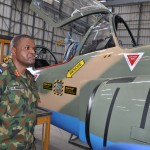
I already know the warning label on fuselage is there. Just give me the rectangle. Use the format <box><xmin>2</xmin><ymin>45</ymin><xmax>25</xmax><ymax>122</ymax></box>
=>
<box><xmin>43</xmin><ymin>82</ymin><xmax>53</xmax><ymax>90</ymax></box>
<box><xmin>64</xmin><ymin>86</ymin><xmax>77</xmax><ymax>95</ymax></box>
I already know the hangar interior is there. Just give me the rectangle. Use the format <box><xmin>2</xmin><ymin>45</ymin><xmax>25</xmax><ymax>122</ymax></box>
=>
<box><xmin>0</xmin><ymin>0</ymin><xmax>150</xmax><ymax>150</ymax></box>
<box><xmin>1</xmin><ymin>0</ymin><xmax>150</xmax><ymax>62</ymax></box>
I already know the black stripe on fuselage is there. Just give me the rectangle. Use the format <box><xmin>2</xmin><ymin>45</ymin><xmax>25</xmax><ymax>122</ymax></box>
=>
<box><xmin>85</xmin><ymin>83</ymin><xmax>101</xmax><ymax>149</ymax></box>
<box><xmin>103</xmin><ymin>88</ymin><xmax>120</xmax><ymax>147</ymax></box>
<box><xmin>140</xmin><ymin>88</ymin><xmax>150</xmax><ymax>129</ymax></box>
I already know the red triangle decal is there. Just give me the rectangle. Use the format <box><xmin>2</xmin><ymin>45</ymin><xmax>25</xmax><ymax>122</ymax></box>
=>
<box><xmin>127</xmin><ymin>55</ymin><xmax>139</xmax><ymax>66</ymax></box>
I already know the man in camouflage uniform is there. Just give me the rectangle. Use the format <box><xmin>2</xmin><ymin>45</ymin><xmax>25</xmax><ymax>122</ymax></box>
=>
<box><xmin>0</xmin><ymin>35</ymin><xmax>40</xmax><ymax>149</ymax></box>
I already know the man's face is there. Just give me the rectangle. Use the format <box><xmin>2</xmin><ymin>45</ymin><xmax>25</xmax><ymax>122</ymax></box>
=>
<box><xmin>13</xmin><ymin>38</ymin><xmax>36</xmax><ymax>67</ymax></box>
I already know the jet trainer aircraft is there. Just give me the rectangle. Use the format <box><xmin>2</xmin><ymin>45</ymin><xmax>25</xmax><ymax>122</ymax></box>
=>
<box><xmin>30</xmin><ymin>0</ymin><xmax>150</xmax><ymax>149</ymax></box>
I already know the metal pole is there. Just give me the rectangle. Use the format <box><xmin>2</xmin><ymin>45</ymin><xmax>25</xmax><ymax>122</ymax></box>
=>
<box><xmin>137</xmin><ymin>4</ymin><xmax>143</xmax><ymax>46</ymax></box>
<box><xmin>32</xmin><ymin>12</ymin><xmax>36</xmax><ymax>37</ymax></box>
<box><xmin>42</xmin><ymin>21</ymin><xmax>46</xmax><ymax>46</ymax></box>
<box><xmin>8</xmin><ymin>0</ymin><xmax>13</xmax><ymax>35</ymax></box>
<box><xmin>19</xmin><ymin>0</ymin><xmax>24</xmax><ymax>34</ymax></box>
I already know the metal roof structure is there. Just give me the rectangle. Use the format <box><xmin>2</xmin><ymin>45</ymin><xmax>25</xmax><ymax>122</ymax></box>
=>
<box><xmin>100</xmin><ymin>0</ymin><xmax>150</xmax><ymax>6</ymax></box>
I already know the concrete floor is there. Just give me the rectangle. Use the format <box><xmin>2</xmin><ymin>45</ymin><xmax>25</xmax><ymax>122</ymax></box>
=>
<box><xmin>35</xmin><ymin>125</ymin><xmax>89</xmax><ymax>150</ymax></box>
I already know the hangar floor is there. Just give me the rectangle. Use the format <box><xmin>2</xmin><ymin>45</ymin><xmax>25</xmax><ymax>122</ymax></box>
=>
<box><xmin>35</xmin><ymin>124</ymin><xmax>88</xmax><ymax>150</ymax></box>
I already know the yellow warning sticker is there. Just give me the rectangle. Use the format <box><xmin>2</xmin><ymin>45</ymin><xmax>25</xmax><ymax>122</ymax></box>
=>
<box><xmin>53</xmin><ymin>80</ymin><xmax>64</xmax><ymax>96</ymax></box>
<box><xmin>66</xmin><ymin>59</ymin><xmax>85</xmax><ymax>78</ymax></box>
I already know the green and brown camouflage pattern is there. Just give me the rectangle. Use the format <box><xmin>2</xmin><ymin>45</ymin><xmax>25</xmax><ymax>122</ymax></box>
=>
<box><xmin>0</xmin><ymin>59</ymin><xmax>40</xmax><ymax>150</ymax></box>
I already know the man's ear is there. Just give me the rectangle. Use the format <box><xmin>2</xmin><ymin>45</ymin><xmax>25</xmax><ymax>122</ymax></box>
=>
<box><xmin>11</xmin><ymin>47</ymin><xmax>16</xmax><ymax>56</ymax></box>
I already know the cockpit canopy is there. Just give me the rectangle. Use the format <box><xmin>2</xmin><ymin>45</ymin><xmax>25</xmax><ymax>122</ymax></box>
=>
<box><xmin>30</xmin><ymin>0</ymin><xmax>111</xmax><ymax>27</ymax></box>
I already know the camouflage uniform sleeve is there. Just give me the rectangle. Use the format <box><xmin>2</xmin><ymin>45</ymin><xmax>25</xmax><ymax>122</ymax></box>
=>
<box><xmin>0</xmin><ymin>77</ymin><xmax>4</xmax><ymax>102</ymax></box>
<box><xmin>0</xmin><ymin>66</ymin><xmax>7</xmax><ymax>125</ymax></box>
<box><xmin>33</xmin><ymin>80</ymin><xmax>41</xmax><ymax>106</ymax></box>
<box><xmin>26</xmin><ymin>69</ymin><xmax>41</xmax><ymax>105</ymax></box>
<box><xmin>0</xmin><ymin>63</ymin><xmax>7</xmax><ymax>102</ymax></box>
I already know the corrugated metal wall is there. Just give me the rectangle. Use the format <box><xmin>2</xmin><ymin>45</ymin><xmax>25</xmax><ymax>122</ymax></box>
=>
<box><xmin>112</xmin><ymin>2</ymin><xmax>150</xmax><ymax>47</ymax></box>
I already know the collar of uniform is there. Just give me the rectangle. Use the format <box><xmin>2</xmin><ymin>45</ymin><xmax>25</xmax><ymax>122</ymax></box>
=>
<box><xmin>7</xmin><ymin>59</ymin><xmax>20</xmax><ymax>76</ymax></box>
<box><xmin>7</xmin><ymin>59</ymin><xmax>31</xmax><ymax>79</ymax></box>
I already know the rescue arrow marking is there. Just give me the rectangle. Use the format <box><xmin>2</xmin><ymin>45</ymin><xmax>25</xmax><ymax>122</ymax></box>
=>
<box><xmin>124</xmin><ymin>53</ymin><xmax>144</xmax><ymax>71</ymax></box>
<box><xmin>67</xmin><ymin>59</ymin><xmax>85</xmax><ymax>78</ymax></box>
